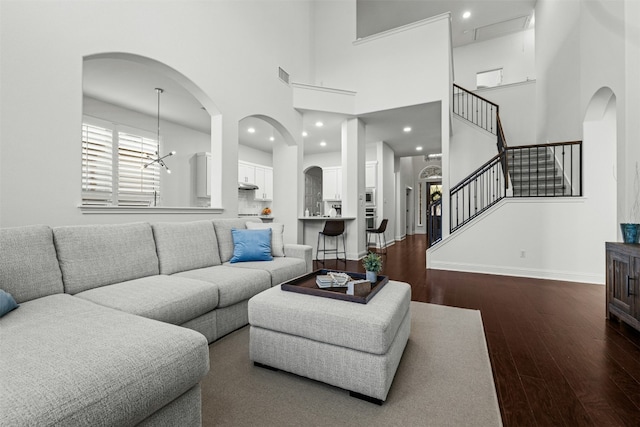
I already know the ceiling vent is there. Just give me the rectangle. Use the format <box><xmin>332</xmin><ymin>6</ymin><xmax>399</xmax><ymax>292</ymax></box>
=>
<box><xmin>474</xmin><ymin>15</ymin><xmax>531</xmax><ymax>42</ymax></box>
<box><xmin>278</xmin><ymin>67</ymin><xmax>290</xmax><ymax>85</ymax></box>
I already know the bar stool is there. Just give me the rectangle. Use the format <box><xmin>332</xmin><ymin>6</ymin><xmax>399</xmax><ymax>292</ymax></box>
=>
<box><xmin>316</xmin><ymin>220</ymin><xmax>346</xmax><ymax>264</ymax></box>
<box><xmin>366</xmin><ymin>219</ymin><xmax>388</xmax><ymax>255</ymax></box>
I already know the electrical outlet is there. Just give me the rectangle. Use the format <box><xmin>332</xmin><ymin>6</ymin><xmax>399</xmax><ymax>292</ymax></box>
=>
<box><xmin>520</xmin><ymin>250</ymin><xmax>526</xmax><ymax>258</ymax></box>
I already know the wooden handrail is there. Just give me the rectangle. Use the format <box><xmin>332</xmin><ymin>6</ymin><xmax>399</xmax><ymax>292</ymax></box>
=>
<box><xmin>450</xmin><ymin>152</ymin><xmax>503</xmax><ymax>193</ymax></box>
<box><xmin>453</xmin><ymin>83</ymin><xmax>500</xmax><ymax>110</ymax></box>
<box><xmin>508</xmin><ymin>140</ymin><xmax>582</xmax><ymax>150</ymax></box>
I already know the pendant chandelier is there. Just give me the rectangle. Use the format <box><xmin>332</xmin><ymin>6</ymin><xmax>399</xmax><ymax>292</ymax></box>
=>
<box><xmin>143</xmin><ymin>87</ymin><xmax>176</xmax><ymax>173</ymax></box>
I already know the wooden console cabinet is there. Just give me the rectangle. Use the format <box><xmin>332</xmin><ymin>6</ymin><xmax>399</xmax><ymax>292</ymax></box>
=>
<box><xmin>606</xmin><ymin>242</ymin><xmax>640</xmax><ymax>331</ymax></box>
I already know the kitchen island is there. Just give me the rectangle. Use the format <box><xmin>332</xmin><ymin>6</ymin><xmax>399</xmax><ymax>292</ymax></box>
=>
<box><xmin>299</xmin><ymin>216</ymin><xmax>356</xmax><ymax>259</ymax></box>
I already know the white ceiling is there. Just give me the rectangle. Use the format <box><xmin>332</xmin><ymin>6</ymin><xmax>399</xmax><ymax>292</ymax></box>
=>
<box><xmin>83</xmin><ymin>0</ymin><xmax>534</xmax><ymax>158</ymax></box>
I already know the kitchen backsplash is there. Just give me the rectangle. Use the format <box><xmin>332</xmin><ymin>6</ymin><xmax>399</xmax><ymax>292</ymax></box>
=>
<box><xmin>238</xmin><ymin>190</ymin><xmax>270</xmax><ymax>215</ymax></box>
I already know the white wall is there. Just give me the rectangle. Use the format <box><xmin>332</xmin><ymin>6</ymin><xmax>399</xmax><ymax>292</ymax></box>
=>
<box><xmin>312</xmin><ymin>2</ymin><xmax>451</xmax><ymax>114</ymax></box>
<box><xmin>303</xmin><ymin>151</ymin><xmax>341</xmax><ymax>170</ymax></box>
<box><xmin>454</xmin><ymin>29</ymin><xmax>536</xmax><ymax>90</ymax></box>
<box><xmin>0</xmin><ymin>0</ymin><xmax>312</xmax><ymax>227</ymax></box>
<box><xmin>238</xmin><ymin>145</ymin><xmax>273</xmax><ymax>167</ymax></box>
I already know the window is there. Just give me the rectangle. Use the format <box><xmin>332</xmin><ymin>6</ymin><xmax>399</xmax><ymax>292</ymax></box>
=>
<box><xmin>82</xmin><ymin>123</ymin><xmax>113</xmax><ymax>205</ymax></box>
<box><xmin>81</xmin><ymin>119</ymin><xmax>160</xmax><ymax>206</ymax></box>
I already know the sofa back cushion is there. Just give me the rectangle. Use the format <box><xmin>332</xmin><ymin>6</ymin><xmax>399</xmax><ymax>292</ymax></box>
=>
<box><xmin>0</xmin><ymin>225</ymin><xmax>64</xmax><ymax>303</ymax></box>
<box><xmin>212</xmin><ymin>218</ymin><xmax>261</xmax><ymax>263</ymax></box>
<box><xmin>53</xmin><ymin>222</ymin><xmax>159</xmax><ymax>294</ymax></box>
<box><xmin>152</xmin><ymin>221</ymin><xmax>222</xmax><ymax>275</ymax></box>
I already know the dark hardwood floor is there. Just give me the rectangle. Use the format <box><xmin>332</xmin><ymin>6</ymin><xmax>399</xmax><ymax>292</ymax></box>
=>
<box><xmin>314</xmin><ymin>235</ymin><xmax>640</xmax><ymax>427</ymax></box>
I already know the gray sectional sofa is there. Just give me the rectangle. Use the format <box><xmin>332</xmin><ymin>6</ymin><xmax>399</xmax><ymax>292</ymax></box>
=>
<box><xmin>0</xmin><ymin>218</ymin><xmax>312</xmax><ymax>426</ymax></box>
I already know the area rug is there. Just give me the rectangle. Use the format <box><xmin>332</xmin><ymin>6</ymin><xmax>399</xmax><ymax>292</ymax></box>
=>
<box><xmin>200</xmin><ymin>301</ymin><xmax>502</xmax><ymax>426</ymax></box>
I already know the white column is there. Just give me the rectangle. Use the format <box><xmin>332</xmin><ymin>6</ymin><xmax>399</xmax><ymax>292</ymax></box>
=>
<box><xmin>341</xmin><ymin>118</ymin><xmax>366</xmax><ymax>259</ymax></box>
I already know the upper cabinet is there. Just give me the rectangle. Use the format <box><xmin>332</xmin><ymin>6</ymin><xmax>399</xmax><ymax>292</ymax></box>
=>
<box><xmin>254</xmin><ymin>165</ymin><xmax>273</xmax><ymax>201</ymax></box>
<box><xmin>238</xmin><ymin>161</ymin><xmax>256</xmax><ymax>184</ymax></box>
<box><xmin>322</xmin><ymin>166</ymin><xmax>342</xmax><ymax>201</ymax></box>
<box><xmin>238</xmin><ymin>160</ymin><xmax>273</xmax><ymax>201</ymax></box>
<box><xmin>366</xmin><ymin>161</ymin><xmax>377</xmax><ymax>188</ymax></box>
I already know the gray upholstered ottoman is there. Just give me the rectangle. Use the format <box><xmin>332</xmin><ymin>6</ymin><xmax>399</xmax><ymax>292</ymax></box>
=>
<box><xmin>248</xmin><ymin>280</ymin><xmax>411</xmax><ymax>403</ymax></box>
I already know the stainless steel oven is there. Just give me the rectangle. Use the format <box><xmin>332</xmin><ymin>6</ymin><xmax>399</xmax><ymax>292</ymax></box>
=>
<box><xmin>365</xmin><ymin>206</ymin><xmax>376</xmax><ymax>229</ymax></box>
<box><xmin>365</xmin><ymin>188</ymin><xmax>375</xmax><ymax>206</ymax></box>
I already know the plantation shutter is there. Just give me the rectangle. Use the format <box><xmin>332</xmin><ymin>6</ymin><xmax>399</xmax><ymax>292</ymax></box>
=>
<box><xmin>81</xmin><ymin>123</ymin><xmax>113</xmax><ymax>205</ymax></box>
<box><xmin>117</xmin><ymin>132</ymin><xmax>160</xmax><ymax>206</ymax></box>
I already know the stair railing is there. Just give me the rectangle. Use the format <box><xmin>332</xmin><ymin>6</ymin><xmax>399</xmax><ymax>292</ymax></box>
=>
<box><xmin>453</xmin><ymin>83</ymin><xmax>499</xmax><ymax>135</ymax></box>
<box><xmin>449</xmin><ymin>152</ymin><xmax>508</xmax><ymax>233</ymax></box>
<box><xmin>508</xmin><ymin>141</ymin><xmax>582</xmax><ymax>197</ymax></box>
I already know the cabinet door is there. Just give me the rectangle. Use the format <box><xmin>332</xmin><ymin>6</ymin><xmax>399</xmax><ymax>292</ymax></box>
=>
<box><xmin>366</xmin><ymin>162</ymin><xmax>377</xmax><ymax>188</ymax></box>
<box><xmin>263</xmin><ymin>167</ymin><xmax>273</xmax><ymax>201</ymax></box>
<box><xmin>607</xmin><ymin>250</ymin><xmax>634</xmax><ymax>317</ymax></box>
<box><xmin>633</xmin><ymin>256</ymin><xmax>640</xmax><ymax>321</ymax></box>
<box><xmin>322</xmin><ymin>168</ymin><xmax>339</xmax><ymax>201</ymax></box>
<box><xmin>238</xmin><ymin>162</ymin><xmax>255</xmax><ymax>184</ymax></box>
<box><xmin>336</xmin><ymin>168</ymin><xmax>342</xmax><ymax>200</ymax></box>
<box><xmin>254</xmin><ymin>166</ymin><xmax>273</xmax><ymax>201</ymax></box>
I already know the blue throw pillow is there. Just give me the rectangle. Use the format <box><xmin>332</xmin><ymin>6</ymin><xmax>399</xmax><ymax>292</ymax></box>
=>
<box><xmin>230</xmin><ymin>228</ymin><xmax>273</xmax><ymax>263</ymax></box>
<box><xmin>0</xmin><ymin>289</ymin><xmax>19</xmax><ymax>317</ymax></box>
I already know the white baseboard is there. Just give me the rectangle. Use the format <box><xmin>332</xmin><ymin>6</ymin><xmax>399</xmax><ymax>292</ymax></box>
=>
<box><xmin>427</xmin><ymin>260</ymin><xmax>605</xmax><ymax>285</ymax></box>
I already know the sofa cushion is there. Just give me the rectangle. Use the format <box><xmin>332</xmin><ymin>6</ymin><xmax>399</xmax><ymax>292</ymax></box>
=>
<box><xmin>0</xmin><ymin>290</ymin><xmax>19</xmax><ymax>317</ymax></box>
<box><xmin>212</xmin><ymin>218</ymin><xmax>261</xmax><ymax>263</ymax></box>
<box><xmin>75</xmin><ymin>275</ymin><xmax>219</xmax><ymax>325</ymax></box>
<box><xmin>225</xmin><ymin>257</ymin><xmax>307</xmax><ymax>287</ymax></box>
<box><xmin>230</xmin><ymin>228</ymin><xmax>273</xmax><ymax>263</ymax></box>
<box><xmin>152</xmin><ymin>221</ymin><xmax>222</xmax><ymax>274</ymax></box>
<box><xmin>174</xmin><ymin>265</ymin><xmax>271</xmax><ymax>308</ymax></box>
<box><xmin>53</xmin><ymin>222</ymin><xmax>159</xmax><ymax>294</ymax></box>
<box><xmin>0</xmin><ymin>225</ymin><xmax>64</xmax><ymax>303</ymax></box>
<box><xmin>246</xmin><ymin>221</ymin><xmax>285</xmax><ymax>257</ymax></box>
<box><xmin>0</xmin><ymin>294</ymin><xmax>209</xmax><ymax>426</ymax></box>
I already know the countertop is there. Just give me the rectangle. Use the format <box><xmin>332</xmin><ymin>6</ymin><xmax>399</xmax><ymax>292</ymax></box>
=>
<box><xmin>298</xmin><ymin>216</ymin><xmax>355</xmax><ymax>221</ymax></box>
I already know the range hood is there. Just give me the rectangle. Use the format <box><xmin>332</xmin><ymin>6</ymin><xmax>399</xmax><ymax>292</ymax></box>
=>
<box><xmin>238</xmin><ymin>182</ymin><xmax>259</xmax><ymax>190</ymax></box>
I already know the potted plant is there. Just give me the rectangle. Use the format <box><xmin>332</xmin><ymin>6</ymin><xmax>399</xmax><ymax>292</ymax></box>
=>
<box><xmin>362</xmin><ymin>252</ymin><xmax>382</xmax><ymax>283</ymax></box>
<box><xmin>621</xmin><ymin>162</ymin><xmax>640</xmax><ymax>244</ymax></box>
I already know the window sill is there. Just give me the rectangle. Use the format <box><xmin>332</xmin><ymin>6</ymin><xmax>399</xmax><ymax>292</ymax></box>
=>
<box><xmin>79</xmin><ymin>206</ymin><xmax>224</xmax><ymax>215</ymax></box>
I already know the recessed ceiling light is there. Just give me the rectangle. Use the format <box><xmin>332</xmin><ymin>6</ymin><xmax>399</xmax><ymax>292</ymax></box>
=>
<box><xmin>320</xmin><ymin>141</ymin><xmax>327</xmax><ymax>147</ymax></box>
<box><xmin>302</xmin><ymin>131</ymin><xmax>308</xmax><ymax>137</ymax></box>
<box><xmin>463</xmin><ymin>11</ymin><xmax>471</xmax><ymax>19</ymax></box>
<box><xmin>403</xmin><ymin>126</ymin><xmax>412</xmax><ymax>133</ymax></box>
<box><xmin>247</xmin><ymin>127</ymin><xmax>256</xmax><ymax>134</ymax></box>
<box><xmin>416</xmin><ymin>146</ymin><xmax>423</xmax><ymax>151</ymax></box>
<box><xmin>315</xmin><ymin>121</ymin><xmax>324</xmax><ymax>127</ymax></box>
<box><xmin>269</xmin><ymin>136</ymin><xmax>275</xmax><ymax>142</ymax></box>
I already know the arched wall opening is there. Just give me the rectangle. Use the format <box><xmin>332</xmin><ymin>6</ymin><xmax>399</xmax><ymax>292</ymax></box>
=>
<box><xmin>583</xmin><ymin>86</ymin><xmax>617</xmax><ymax>241</ymax></box>
<box><xmin>82</xmin><ymin>52</ymin><xmax>223</xmax><ymax>208</ymax></box>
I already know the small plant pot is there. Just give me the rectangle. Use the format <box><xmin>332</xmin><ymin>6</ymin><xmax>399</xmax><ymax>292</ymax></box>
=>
<box><xmin>620</xmin><ymin>223</ymin><xmax>640</xmax><ymax>244</ymax></box>
<box><xmin>366</xmin><ymin>270</ymin><xmax>378</xmax><ymax>283</ymax></box>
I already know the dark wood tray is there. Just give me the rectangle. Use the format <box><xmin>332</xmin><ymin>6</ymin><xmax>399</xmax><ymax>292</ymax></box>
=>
<box><xmin>281</xmin><ymin>269</ymin><xmax>389</xmax><ymax>304</ymax></box>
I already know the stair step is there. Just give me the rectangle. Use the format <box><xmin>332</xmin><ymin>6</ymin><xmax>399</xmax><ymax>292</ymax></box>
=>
<box><xmin>513</xmin><ymin>189</ymin><xmax>571</xmax><ymax>197</ymax></box>
<box><xmin>511</xmin><ymin>176</ymin><xmax>563</xmax><ymax>184</ymax></box>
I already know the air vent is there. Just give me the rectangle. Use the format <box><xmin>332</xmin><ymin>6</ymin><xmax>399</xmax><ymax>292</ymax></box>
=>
<box><xmin>278</xmin><ymin>67</ymin><xmax>290</xmax><ymax>85</ymax></box>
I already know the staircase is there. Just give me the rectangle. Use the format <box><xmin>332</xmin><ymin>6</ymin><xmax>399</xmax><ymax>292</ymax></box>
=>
<box><xmin>427</xmin><ymin>84</ymin><xmax>583</xmax><ymax>246</ymax></box>
<box><xmin>508</xmin><ymin>146</ymin><xmax>566</xmax><ymax>196</ymax></box>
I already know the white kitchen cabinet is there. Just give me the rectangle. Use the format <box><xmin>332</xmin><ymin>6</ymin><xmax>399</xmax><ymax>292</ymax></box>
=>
<box><xmin>322</xmin><ymin>166</ymin><xmax>342</xmax><ymax>201</ymax></box>
<box><xmin>196</xmin><ymin>152</ymin><xmax>211</xmax><ymax>198</ymax></box>
<box><xmin>238</xmin><ymin>161</ymin><xmax>255</xmax><ymax>184</ymax></box>
<box><xmin>254</xmin><ymin>166</ymin><xmax>273</xmax><ymax>201</ymax></box>
<box><xmin>366</xmin><ymin>161</ymin><xmax>377</xmax><ymax>189</ymax></box>
<box><xmin>238</xmin><ymin>160</ymin><xmax>273</xmax><ymax>201</ymax></box>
